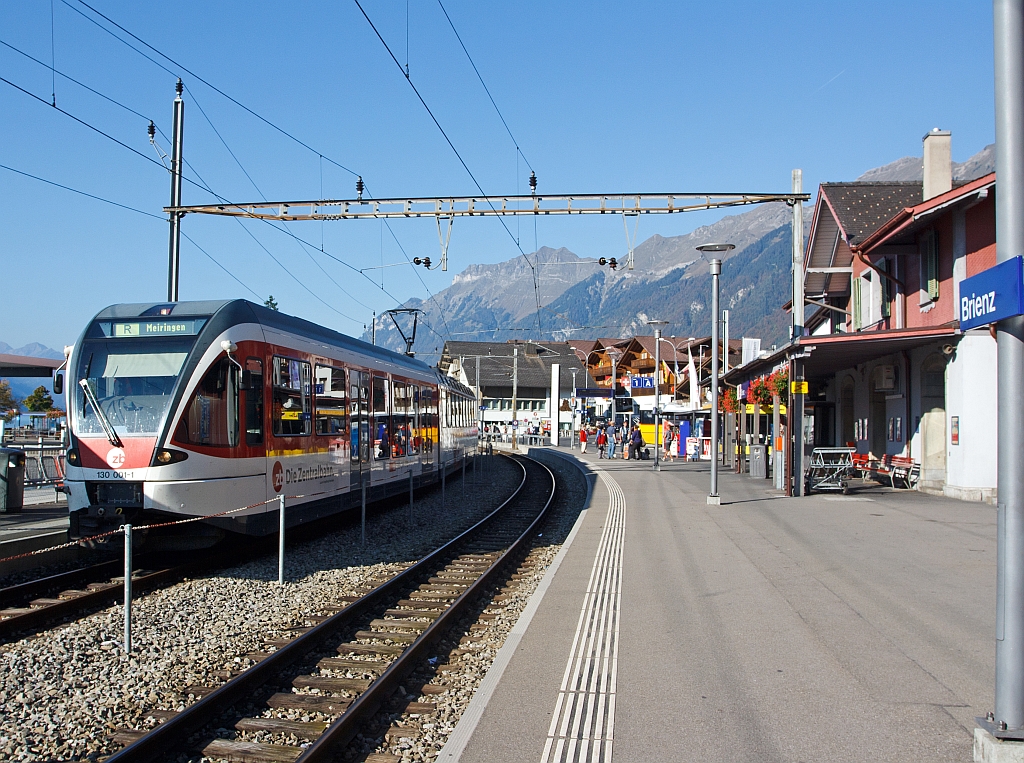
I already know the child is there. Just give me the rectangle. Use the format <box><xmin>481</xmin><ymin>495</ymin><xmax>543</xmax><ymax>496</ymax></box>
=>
<box><xmin>597</xmin><ymin>427</ymin><xmax>608</xmax><ymax>458</ymax></box>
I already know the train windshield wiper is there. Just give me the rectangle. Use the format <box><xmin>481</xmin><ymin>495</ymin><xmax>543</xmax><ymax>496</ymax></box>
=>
<box><xmin>78</xmin><ymin>378</ymin><xmax>124</xmax><ymax>448</ymax></box>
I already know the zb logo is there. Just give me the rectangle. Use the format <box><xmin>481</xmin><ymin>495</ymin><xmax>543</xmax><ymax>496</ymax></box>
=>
<box><xmin>272</xmin><ymin>461</ymin><xmax>284</xmax><ymax>493</ymax></box>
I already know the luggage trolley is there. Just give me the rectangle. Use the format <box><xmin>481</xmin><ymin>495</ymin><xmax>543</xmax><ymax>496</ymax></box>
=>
<box><xmin>805</xmin><ymin>447</ymin><xmax>855</xmax><ymax>494</ymax></box>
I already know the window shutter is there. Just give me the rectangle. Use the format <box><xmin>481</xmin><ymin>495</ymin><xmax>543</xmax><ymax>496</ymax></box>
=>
<box><xmin>852</xmin><ymin>276</ymin><xmax>862</xmax><ymax>330</ymax></box>
<box><xmin>927</xmin><ymin>231</ymin><xmax>940</xmax><ymax>300</ymax></box>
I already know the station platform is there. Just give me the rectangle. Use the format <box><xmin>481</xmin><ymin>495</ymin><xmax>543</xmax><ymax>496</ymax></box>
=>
<box><xmin>440</xmin><ymin>447</ymin><xmax>994</xmax><ymax>763</ymax></box>
<box><xmin>0</xmin><ymin>489</ymin><xmax>69</xmax><ymax>572</ymax></box>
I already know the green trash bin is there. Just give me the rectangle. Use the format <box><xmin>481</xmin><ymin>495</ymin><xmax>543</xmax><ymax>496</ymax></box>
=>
<box><xmin>0</xmin><ymin>448</ymin><xmax>26</xmax><ymax>514</ymax></box>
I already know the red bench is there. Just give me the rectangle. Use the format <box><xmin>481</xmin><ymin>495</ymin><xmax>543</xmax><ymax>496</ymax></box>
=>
<box><xmin>850</xmin><ymin>452</ymin><xmax>919</xmax><ymax>489</ymax></box>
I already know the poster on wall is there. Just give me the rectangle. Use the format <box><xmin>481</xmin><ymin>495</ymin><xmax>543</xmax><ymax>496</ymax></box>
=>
<box><xmin>951</xmin><ymin>416</ymin><xmax>959</xmax><ymax>445</ymax></box>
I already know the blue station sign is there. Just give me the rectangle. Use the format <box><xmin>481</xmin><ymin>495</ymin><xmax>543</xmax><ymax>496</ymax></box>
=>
<box><xmin>630</xmin><ymin>376</ymin><xmax>654</xmax><ymax>389</ymax></box>
<box><xmin>959</xmin><ymin>256</ymin><xmax>1024</xmax><ymax>330</ymax></box>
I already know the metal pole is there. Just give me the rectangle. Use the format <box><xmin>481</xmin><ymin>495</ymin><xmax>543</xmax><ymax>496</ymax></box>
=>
<box><xmin>723</xmin><ymin>310</ymin><xmax>730</xmax><ymax>376</ymax></box>
<box><xmin>709</xmin><ymin>259</ymin><xmax>721</xmax><ymax>504</ymax></box>
<box><xmin>462</xmin><ymin>454</ymin><xmax>466</xmax><ymax>498</ymax></box>
<box><xmin>995</xmin><ymin>0</ymin><xmax>1024</xmax><ymax>731</ymax></box>
<box><xmin>792</xmin><ymin>170</ymin><xmax>805</xmax><ymax>335</ymax></box>
<box><xmin>278</xmin><ymin>494</ymin><xmax>285</xmax><ymax>585</ymax></box>
<box><xmin>550</xmin><ymin>363</ymin><xmax>560</xmax><ymax>446</ymax></box>
<box><xmin>123</xmin><ymin>523</ymin><xmax>132</xmax><ymax>653</ymax></box>
<box><xmin>476</xmin><ymin>354</ymin><xmax>482</xmax><ymax>453</ymax></box>
<box><xmin>166</xmin><ymin>79</ymin><xmax>184</xmax><ymax>302</ymax></box>
<box><xmin>654</xmin><ymin>328</ymin><xmax>662</xmax><ymax>472</ymax></box>
<box><xmin>792</xmin><ymin>169</ymin><xmax>807</xmax><ymax>498</ymax></box>
<box><xmin>571</xmin><ymin>368</ymin><xmax>578</xmax><ymax>449</ymax></box>
<box><xmin>441</xmin><ymin>459</ymin><xmax>446</xmax><ymax>508</ymax></box>
<box><xmin>361</xmin><ymin>483</ymin><xmax>366</xmax><ymax>546</ymax></box>
<box><xmin>511</xmin><ymin>347</ymin><xmax>519</xmax><ymax>451</ymax></box>
<box><xmin>409</xmin><ymin>468</ymin><xmax>414</xmax><ymax>520</ymax></box>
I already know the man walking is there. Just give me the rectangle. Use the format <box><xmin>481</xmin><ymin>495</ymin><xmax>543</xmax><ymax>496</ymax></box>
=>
<box><xmin>606</xmin><ymin>421</ymin><xmax>618</xmax><ymax>459</ymax></box>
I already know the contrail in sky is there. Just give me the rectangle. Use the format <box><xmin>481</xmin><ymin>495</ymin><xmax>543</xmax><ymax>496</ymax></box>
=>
<box><xmin>813</xmin><ymin>68</ymin><xmax>848</xmax><ymax>94</ymax></box>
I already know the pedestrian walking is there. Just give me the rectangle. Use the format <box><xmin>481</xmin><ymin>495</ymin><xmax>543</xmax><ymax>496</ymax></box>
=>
<box><xmin>597</xmin><ymin>427</ymin><xmax>608</xmax><ymax>458</ymax></box>
<box><xmin>580</xmin><ymin>426</ymin><xmax>588</xmax><ymax>454</ymax></box>
<box><xmin>607</xmin><ymin>421</ymin><xmax>618</xmax><ymax>459</ymax></box>
<box><xmin>629</xmin><ymin>425</ymin><xmax>643</xmax><ymax>460</ymax></box>
<box><xmin>663</xmin><ymin>420</ymin><xmax>676</xmax><ymax>462</ymax></box>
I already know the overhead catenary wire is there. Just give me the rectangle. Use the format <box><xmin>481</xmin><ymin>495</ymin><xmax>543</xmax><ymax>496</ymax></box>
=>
<box><xmin>64</xmin><ymin>0</ymin><xmax>360</xmax><ymax>177</ymax></box>
<box><xmin>0</xmin><ymin>162</ymin><xmax>264</xmax><ymax>300</ymax></box>
<box><xmin>352</xmin><ymin>0</ymin><xmax>545</xmax><ymax>334</ymax></box>
<box><xmin>435</xmin><ymin>0</ymin><xmax>533</xmax><ymax>172</ymax></box>
<box><xmin>52</xmin><ymin>0</ymin><xmax>452</xmax><ymax>344</ymax></box>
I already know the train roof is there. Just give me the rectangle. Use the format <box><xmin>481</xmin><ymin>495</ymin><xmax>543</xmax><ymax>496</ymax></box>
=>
<box><xmin>91</xmin><ymin>299</ymin><xmax>436</xmax><ymax>377</ymax></box>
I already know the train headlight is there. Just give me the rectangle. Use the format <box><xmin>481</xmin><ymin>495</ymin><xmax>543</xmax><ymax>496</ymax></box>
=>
<box><xmin>66</xmin><ymin>449</ymin><xmax>80</xmax><ymax>466</ymax></box>
<box><xmin>155</xmin><ymin>449</ymin><xmax>188</xmax><ymax>465</ymax></box>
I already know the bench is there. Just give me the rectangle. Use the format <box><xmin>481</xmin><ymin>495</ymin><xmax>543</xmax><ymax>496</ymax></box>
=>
<box><xmin>850</xmin><ymin>452</ymin><xmax>919</xmax><ymax>489</ymax></box>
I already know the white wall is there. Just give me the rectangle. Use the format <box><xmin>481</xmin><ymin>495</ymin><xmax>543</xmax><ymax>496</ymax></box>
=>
<box><xmin>944</xmin><ymin>331</ymin><xmax>997</xmax><ymax>503</ymax></box>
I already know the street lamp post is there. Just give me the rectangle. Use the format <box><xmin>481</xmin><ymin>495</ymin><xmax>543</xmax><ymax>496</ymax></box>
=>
<box><xmin>607</xmin><ymin>348</ymin><xmax>622</xmax><ymax>426</ymax></box>
<box><xmin>648</xmin><ymin>321</ymin><xmax>669</xmax><ymax>471</ymax></box>
<box><xmin>571</xmin><ymin>368</ymin><xmax>578</xmax><ymax>449</ymax></box>
<box><xmin>697</xmin><ymin>244</ymin><xmax>734</xmax><ymax>504</ymax></box>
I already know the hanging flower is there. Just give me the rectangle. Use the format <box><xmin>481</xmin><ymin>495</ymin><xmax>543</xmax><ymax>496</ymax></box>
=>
<box><xmin>721</xmin><ymin>387</ymin><xmax>739</xmax><ymax>413</ymax></box>
<box><xmin>749</xmin><ymin>376</ymin><xmax>773</xmax><ymax>406</ymax></box>
<box><xmin>767</xmin><ymin>369</ymin><xmax>789</xmax><ymax>399</ymax></box>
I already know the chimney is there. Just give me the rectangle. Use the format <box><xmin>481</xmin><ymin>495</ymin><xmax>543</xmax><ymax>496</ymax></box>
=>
<box><xmin>922</xmin><ymin>128</ymin><xmax>952</xmax><ymax>200</ymax></box>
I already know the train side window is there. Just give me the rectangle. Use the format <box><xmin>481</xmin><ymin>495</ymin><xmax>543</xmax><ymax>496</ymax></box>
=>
<box><xmin>244</xmin><ymin>358</ymin><xmax>263</xmax><ymax>445</ymax></box>
<box><xmin>272</xmin><ymin>356</ymin><xmax>311</xmax><ymax>436</ymax></box>
<box><xmin>392</xmin><ymin>381</ymin><xmax>411</xmax><ymax>457</ymax></box>
<box><xmin>177</xmin><ymin>356</ymin><xmax>239</xmax><ymax>447</ymax></box>
<box><xmin>372</xmin><ymin>376</ymin><xmax>391</xmax><ymax>459</ymax></box>
<box><xmin>421</xmin><ymin>387</ymin><xmax>436</xmax><ymax>456</ymax></box>
<box><xmin>409</xmin><ymin>385</ymin><xmax>420</xmax><ymax>455</ymax></box>
<box><xmin>314</xmin><ymin>365</ymin><xmax>346</xmax><ymax>436</ymax></box>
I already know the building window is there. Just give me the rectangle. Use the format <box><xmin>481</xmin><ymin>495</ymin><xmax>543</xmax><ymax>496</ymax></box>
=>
<box><xmin>879</xmin><ymin>259</ymin><xmax>892</xmax><ymax>319</ymax></box>
<box><xmin>920</xmin><ymin>229</ymin><xmax>940</xmax><ymax>304</ymax></box>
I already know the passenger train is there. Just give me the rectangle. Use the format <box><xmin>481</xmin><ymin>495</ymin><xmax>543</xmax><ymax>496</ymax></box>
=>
<box><xmin>60</xmin><ymin>300</ymin><xmax>478</xmax><ymax>541</ymax></box>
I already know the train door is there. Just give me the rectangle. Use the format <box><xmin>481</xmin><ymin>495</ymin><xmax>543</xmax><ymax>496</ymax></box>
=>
<box><xmin>349</xmin><ymin>370</ymin><xmax>369</xmax><ymax>489</ymax></box>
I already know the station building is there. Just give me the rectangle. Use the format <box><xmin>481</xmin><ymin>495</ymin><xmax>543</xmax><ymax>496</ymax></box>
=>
<box><xmin>438</xmin><ymin>341</ymin><xmax>592</xmax><ymax>437</ymax></box>
<box><xmin>727</xmin><ymin>130</ymin><xmax>997</xmax><ymax>502</ymax></box>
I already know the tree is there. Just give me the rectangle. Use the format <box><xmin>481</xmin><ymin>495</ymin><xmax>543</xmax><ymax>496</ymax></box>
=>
<box><xmin>0</xmin><ymin>380</ymin><xmax>20</xmax><ymax>422</ymax></box>
<box><xmin>264</xmin><ymin>295</ymin><xmax>279</xmax><ymax>311</ymax></box>
<box><xmin>24</xmin><ymin>386</ymin><xmax>54</xmax><ymax>412</ymax></box>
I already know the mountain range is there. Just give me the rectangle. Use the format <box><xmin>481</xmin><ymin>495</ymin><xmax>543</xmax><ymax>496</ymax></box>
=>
<box><xmin>367</xmin><ymin>144</ymin><xmax>996</xmax><ymax>357</ymax></box>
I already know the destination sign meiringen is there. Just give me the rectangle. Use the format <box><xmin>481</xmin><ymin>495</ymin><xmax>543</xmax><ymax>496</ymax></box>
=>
<box><xmin>113</xmin><ymin>320</ymin><xmax>198</xmax><ymax>337</ymax></box>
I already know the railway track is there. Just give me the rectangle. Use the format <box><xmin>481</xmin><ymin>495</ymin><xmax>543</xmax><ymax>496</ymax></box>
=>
<box><xmin>103</xmin><ymin>453</ymin><xmax>555</xmax><ymax>763</ymax></box>
<box><xmin>0</xmin><ymin>557</ymin><xmax>189</xmax><ymax>641</ymax></box>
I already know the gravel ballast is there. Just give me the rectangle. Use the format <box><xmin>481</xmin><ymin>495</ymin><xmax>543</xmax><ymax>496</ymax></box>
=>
<box><xmin>0</xmin><ymin>455</ymin><xmax>522</xmax><ymax>762</ymax></box>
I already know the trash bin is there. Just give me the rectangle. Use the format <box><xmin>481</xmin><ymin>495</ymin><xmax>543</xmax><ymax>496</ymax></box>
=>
<box><xmin>749</xmin><ymin>444</ymin><xmax>767</xmax><ymax>479</ymax></box>
<box><xmin>0</xmin><ymin>448</ymin><xmax>26</xmax><ymax>514</ymax></box>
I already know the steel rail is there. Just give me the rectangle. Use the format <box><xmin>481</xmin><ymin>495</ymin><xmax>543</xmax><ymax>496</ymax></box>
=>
<box><xmin>104</xmin><ymin>454</ymin><xmax>546</xmax><ymax>763</ymax></box>
<box><xmin>298</xmin><ymin>455</ymin><xmax>556</xmax><ymax>762</ymax></box>
<box><xmin>0</xmin><ymin>562</ymin><xmax>198</xmax><ymax>640</ymax></box>
<box><xmin>0</xmin><ymin>558</ymin><xmax>122</xmax><ymax>608</ymax></box>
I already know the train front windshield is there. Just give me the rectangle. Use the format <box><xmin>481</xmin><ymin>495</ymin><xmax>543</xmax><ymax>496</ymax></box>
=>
<box><xmin>75</xmin><ymin>320</ymin><xmax>203</xmax><ymax>437</ymax></box>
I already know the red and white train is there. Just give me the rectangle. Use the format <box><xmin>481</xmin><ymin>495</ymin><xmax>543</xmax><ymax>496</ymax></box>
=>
<box><xmin>60</xmin><ymin>300</ymin><xmax>478</xmax><ymax>540</ymax></box>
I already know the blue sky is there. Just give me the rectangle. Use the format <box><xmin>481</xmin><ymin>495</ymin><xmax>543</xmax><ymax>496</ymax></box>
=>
<box><xmin>2</xmin><ymin>1</ymin><xmax>995</xmax><ymax>351</ymax></box>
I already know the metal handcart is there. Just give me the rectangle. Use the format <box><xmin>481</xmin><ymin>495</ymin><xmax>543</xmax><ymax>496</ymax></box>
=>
<box><xmin>805</xmin><ymin>447</ymin><xmax>855</xmax><ymax>494</ymax></box>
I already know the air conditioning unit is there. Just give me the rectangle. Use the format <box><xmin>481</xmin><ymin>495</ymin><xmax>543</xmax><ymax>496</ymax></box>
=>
<box><xmin>876</xmin><ymin>365</ymin><xmax>896</xmax><ymax>391</ymax></box>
